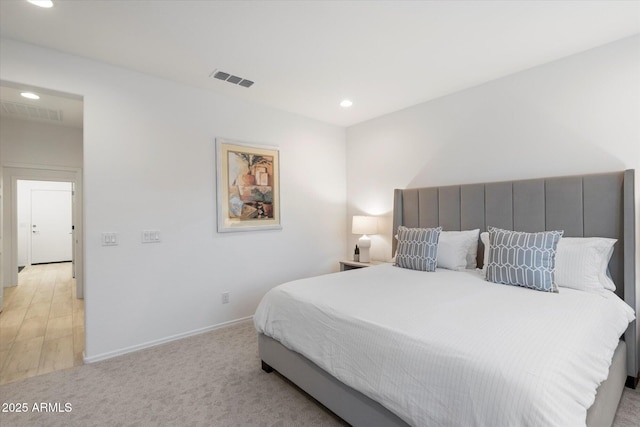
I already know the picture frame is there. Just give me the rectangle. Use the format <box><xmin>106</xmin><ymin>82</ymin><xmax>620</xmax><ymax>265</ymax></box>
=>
<box><xmin>216</xmin><ymin>138</ymin><xmax>281</xmax><ymax>232</ymax></box>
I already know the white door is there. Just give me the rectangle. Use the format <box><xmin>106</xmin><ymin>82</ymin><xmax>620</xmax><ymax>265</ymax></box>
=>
<box><xmin>31</xmin><ymin>189</ymin><xmax>73</xmax><ymax>264</ymax></box>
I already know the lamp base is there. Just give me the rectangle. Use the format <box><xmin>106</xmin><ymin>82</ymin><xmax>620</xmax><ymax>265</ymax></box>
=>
<box><xmin>358</xmin><ymin>236</ymin><xmax>371</xmax><ymax>263</ymax></box>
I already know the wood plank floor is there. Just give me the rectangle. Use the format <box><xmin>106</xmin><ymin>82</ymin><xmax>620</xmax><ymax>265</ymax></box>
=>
<box><xmin>0</xmin><ymin>262</ymin><xmax>84</xmax><ymax>385</ymax></box>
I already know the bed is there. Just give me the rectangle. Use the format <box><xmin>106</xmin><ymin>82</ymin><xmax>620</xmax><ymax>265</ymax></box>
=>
<box><xmin>254</xmin><ymin>170</ymin><xmax>637</xmax><ymax>427</ymax></box>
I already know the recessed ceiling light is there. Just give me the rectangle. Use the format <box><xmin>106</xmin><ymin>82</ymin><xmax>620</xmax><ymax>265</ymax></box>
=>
<box><xmin>340</xmin><ymin>99</ymin><xmax>353</xmax><ymax>108</ymax></box>
<box><xmin>20</xmin><ymin>92</ymin><xmax>40</xmax><ymax>100</ymax></box>
<box><xmin>27</xmin><ymin>0</ymin><xmax>54</xmax><ymax>8</ymax></box>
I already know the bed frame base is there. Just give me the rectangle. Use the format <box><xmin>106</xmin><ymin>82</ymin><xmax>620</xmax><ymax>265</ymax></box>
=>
<box><xmin>625</xmin><ymin>375</ymin><xmax>639</xmax><ymax>389</ymax></box>
<box><xmin>260</xmin><ymin>333</ymin><xmax>627</xmax><ymax>427</ymax></box>
<box><xmin>259</xmin><ymin>333</ymin><xmax>409</xmax><ymax>427</ymax></box>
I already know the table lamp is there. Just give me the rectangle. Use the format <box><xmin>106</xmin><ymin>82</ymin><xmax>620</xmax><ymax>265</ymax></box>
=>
<box><xmin>352</xmin><ymin>215</ymin><xmax>378</xmax><ymax>263</ymax></box>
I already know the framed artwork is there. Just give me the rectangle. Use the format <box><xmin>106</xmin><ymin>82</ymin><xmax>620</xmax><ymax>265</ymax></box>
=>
<box><xmin>216</xmin><ymin>138</ymin><xmax>281</xmax><ymax>232</ymax></box>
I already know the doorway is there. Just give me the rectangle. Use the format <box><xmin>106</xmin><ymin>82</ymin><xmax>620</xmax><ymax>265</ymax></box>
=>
<box><xmin>2</xmin><ymin>168</ymin><xmax>83</xmax><ymax>299</ymax></box>
<box><xmin>17</xmin><ymin>180</ymin><xmax>73</xmax><ymax>268</ymax></box>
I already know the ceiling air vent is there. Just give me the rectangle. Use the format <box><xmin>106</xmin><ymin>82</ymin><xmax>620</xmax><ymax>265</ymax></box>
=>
<box><xmin>1</xmin><ymin>101</ymin><xmax>64</xmax><ymax>123</ymax></box>
<box><xmin>210</xmin><ymin>69</ymin><xmax>254</xmax><ymax>88</ymax></box>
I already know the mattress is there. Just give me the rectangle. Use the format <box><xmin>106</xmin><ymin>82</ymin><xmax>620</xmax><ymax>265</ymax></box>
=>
<box><xmin>254</xmin><ymin>264</ymin><xmax>635</xmax><ymax>427</ymax></box>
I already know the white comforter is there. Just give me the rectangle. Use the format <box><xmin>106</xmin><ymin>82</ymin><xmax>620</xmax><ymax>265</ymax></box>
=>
<box><xmin>254</xmin><ymin>264</ymin><xmax>635</xmax><ymax>427</ymax></box>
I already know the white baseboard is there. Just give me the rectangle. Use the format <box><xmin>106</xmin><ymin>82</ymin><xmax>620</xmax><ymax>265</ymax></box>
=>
<box><xmin>83</xmin><ymin>316</ymin><xmax>253</xmax><ymax>364</ymax></box>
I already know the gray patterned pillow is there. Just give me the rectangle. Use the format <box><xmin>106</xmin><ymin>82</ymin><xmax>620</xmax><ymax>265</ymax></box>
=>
<box><xmin>395</xmin><ymin>226</ymin><xmax>442</xmax><ymax>272</ymax></box>
<box><xmin>486</xmin><ymin>227</ymin><xmax>564</xmax><ymax>292</ymax></box>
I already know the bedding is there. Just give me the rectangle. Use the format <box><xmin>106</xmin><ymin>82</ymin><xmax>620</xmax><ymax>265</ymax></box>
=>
<box><xmin>481</xmin><ymin>231</ymin><xmax>490</xmax><ymax>275</ymax></box>
<box><xmin>554</xmin><ymin>237</ymin><xmax>617</xmax><ymax>293</ymax></box>
<box><xmin>254</xmin><ymin>264</ymin><xmax>634</xmax><ymax>427</ymax></box>
<box><xmin>482</xmin><ymin>232</ymin><xmax>618</xmax><ymax>294</ymax></box>
<box><xmin>395</xmin><ymin>226</ymin><xmax>441</xmax><ymax>271</ymax></box>
<box><xmin>486</xmin><ymin>227</ymin><xmax>564</xmax><ymax>292</ymax></box>
<box><xmin>438</xmin><ymin>229</ymin><xmax>480</xmax><ymax>270</ymax></box>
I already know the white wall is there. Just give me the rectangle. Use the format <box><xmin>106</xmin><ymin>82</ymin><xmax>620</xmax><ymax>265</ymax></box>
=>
<box><xmin>346</xmin><ymin>35</ymin><xmax>640</xmax><ymax>263</ymax></box>
<box><xmin>0</xmin><ymin>39</ymin><xmax>347</xmax><ymax>361</ymax></box>
<box><xmin>17</xmin><ymin>180</ymin><xmax>73</xmax><ymax>267</ymax></box>
<box><xmin>0</xmin><ymin>117</ymin><xmax>83</xmax><ymax>168</ymax></box>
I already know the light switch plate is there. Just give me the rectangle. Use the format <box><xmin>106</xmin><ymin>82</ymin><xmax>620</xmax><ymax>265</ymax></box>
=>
<box><xmin>102</xmin><ymin>232</ymin><xmax>118</xmax><ymax>246</ymax></box>
<box><xmin>142</xmin><ymin>230</ymin><xmax>161</xmax><ymax>243</ymax></box>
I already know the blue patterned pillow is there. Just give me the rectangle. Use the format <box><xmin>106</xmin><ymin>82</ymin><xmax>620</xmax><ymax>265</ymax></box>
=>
<box><xmin>486</xmin><ymin>227</ymin><xmax>564</xmax><ymax>292</ymax></box>
<box><xmin>395</xmin><ymin>226</ymin><xmax>442</xmax><ymax>272</ymax></box>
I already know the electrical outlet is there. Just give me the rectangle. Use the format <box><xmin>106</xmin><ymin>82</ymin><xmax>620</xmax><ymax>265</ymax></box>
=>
<box><xmin>221</xmin><ymin>292</ymin><xmax>230</xmax><ymax>304</ymax></box>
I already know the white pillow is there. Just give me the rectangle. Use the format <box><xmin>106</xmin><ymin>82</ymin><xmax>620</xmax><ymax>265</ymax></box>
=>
<box><xmin>480</xmin><ymin>231</ymin><xmax>490</xmax><ymax>277</ymax></box>
<box><xmin>555</xmin><ymin>237</ymin><xmax>617</xmax><ymax>293</ymax></box>
<box><xmin>437</xmin><ymin>229</ymin><xmax>480</xmax><ymax>271</ymax></box>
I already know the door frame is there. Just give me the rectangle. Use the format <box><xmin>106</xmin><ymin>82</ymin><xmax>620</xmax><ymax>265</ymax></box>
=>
<box><xmin>1</xmin><ymin>164</ymin><xmax>84</xmax><ymax>298</ymax></box>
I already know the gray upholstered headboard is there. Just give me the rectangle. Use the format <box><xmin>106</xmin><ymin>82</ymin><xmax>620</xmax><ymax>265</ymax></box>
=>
<box><xmin>392</xmin><ymin>170</ymin><xmax>637</xmax><ymax>383</ymax></box>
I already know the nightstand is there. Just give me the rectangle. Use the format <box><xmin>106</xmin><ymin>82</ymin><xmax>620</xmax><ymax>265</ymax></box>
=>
<box><xmin>339</xmin><ymin>260</ymin><xmax>383</xmax><ymax>271</ymax></box>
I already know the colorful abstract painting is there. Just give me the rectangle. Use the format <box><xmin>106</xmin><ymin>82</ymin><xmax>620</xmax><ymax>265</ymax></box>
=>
<box><xmin>216</xmin><ymin>139</ymin><xmax>280</xmax><ymax>232</ymax></box>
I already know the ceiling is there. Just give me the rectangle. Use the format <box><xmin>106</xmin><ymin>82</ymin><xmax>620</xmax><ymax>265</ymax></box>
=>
<box><xmin>0</xmin><ymin>1</ymin><xmax>638</xmax><ymax>128</ymax></box>
<box><xmin>0</xmin><ymin>82</ymin><xmax>83</xmax><ymax>129</ymax></box>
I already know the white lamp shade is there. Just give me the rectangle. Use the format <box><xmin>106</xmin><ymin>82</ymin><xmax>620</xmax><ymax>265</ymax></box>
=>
<box><xmin>352</xmin><ymin>216</ymin><xmax>377</xmax><ymax>235</ymax></box>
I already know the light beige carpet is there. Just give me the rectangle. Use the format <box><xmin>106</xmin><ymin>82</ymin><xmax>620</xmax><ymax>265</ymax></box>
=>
<box><xmin>0</xmin><ymin>320</ymin><xmax>638</xmax><ymax>426</ymax></box>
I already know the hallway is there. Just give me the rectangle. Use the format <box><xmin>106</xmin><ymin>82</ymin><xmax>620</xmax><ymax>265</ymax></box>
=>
<box><xmin>0</xmin><ymin>262</ymin><xmax>84</xmax><ymax>384</ymax></box>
